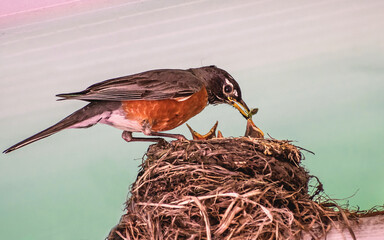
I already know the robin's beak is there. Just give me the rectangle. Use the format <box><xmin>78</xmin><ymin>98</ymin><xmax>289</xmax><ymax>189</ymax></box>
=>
<box><xmin>228</xmin><ymin>97</ymin><xmax>250</xmax><ymax>119</ymax></box>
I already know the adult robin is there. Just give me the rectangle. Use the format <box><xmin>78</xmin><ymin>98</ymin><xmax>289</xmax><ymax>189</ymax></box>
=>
<box><xmin>3</xmin><ymin>65</ymin><xmax>251</xmax><ymax>154</ymax></box>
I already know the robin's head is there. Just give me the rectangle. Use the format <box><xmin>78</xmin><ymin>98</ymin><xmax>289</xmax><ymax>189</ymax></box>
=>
<box><xmin>191</xmin><ymin>66</ymin><xmax>250</xmax><ymax>119</ymax></box>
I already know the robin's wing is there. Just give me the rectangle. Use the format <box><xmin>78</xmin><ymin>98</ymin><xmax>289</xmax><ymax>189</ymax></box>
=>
<box><xmin>56</xmin><ymin>69</ymin><xmax>203</xmax><ymax>101</ymax></box>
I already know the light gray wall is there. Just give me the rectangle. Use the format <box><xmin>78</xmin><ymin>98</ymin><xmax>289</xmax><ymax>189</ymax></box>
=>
<box><xmin>1</xmin><ymin>1</ymin><xmax>383</xmax><ymax>239</ymax></box>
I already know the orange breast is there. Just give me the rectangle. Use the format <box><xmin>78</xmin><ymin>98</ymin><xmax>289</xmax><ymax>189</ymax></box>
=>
<box><xmin>121</xmin><ymin>87</ymin><xmax>208</xmax><ymax>132</ymax></box>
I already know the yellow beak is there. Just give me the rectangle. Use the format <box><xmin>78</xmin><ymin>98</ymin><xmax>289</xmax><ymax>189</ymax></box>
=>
<box><xmin>228</xmin><ymin>97</ymin><xmax>250</xmax><ymax>119</ymax></box>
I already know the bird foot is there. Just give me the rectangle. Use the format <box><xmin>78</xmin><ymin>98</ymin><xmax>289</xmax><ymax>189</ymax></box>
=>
<box><xmin>122</xmin><ymin>131</ymin><xmax>163</xmax><ymax>142</ymax></box>
<box><xmin>122</xmin><ymin>131</ymin><xmax>188</xmax><ymax>143</ymax></box>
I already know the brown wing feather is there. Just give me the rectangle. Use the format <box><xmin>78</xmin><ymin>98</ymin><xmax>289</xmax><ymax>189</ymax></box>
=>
<box><xmin>57</xmin><ymin>69</ymin><xmax>203</xmax><ymax>101</ymax></box>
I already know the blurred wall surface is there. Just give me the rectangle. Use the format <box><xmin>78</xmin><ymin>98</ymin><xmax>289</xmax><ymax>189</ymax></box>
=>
<box><xmin>1</xmin><ymin>0</ymin><xmax>383</xmax><ymax>239</ymax></box>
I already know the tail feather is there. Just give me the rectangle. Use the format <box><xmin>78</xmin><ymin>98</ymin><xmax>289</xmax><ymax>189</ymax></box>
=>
<box><xmin>3</xmin><ymin>101</ymin><xmax>120</xmax><ymax>154</ymax></box>
<box><xmin>56</xmin><ymin>91</ymin><xmax>87</xmax><ymax>101</ymax></box>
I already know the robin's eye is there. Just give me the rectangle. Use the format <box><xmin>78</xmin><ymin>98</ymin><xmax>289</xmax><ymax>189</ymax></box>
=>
<box><xmin>224</xmin><ymin>85</ymin><xmax>232</xmax><ymax>93</ymax></box>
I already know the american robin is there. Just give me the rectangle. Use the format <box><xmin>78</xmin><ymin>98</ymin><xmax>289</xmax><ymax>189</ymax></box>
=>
<box><xmin>3</xmin><ymin>65</ymin><xmax>251</xmax><ymax>154</ymax></box>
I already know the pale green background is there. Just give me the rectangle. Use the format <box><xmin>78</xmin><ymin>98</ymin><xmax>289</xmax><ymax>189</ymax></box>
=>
<box><xmin>1</xmin><ymin>1</ymin><xmax>383</xmax><ymax>239</ymax></box>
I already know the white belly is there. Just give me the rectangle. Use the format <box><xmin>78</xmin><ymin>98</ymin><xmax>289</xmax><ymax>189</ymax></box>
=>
<box><xmin>100</xmin><ymin>109</ymin><xmax>142</xmax><ymax>132</ymax></box>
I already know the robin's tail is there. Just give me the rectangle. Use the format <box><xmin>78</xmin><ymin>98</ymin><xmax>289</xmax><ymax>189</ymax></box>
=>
<box><xmin>3</xmin><ymin>101</ymin><xmax>121</xmax><ymax>154</ymax></box>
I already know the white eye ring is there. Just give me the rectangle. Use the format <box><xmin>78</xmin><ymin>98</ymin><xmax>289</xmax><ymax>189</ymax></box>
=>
<box><xmin>223</xmin><ymin>78</ymin><xmax>234</xmax><ymax>94</ymax></box>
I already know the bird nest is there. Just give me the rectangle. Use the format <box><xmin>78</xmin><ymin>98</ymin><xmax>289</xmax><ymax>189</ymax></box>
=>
<box><xmin>107</xmin><ymin>138</ymin><xmax>357</xmax><ymax>240</ymax></box>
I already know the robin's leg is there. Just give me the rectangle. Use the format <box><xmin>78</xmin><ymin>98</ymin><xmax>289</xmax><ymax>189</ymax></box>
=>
<box><xmin>121</xmin><ymin>131</ymin><xmax>162</xmax><ymax>142</ymax></box>
<box><xmin>141</xmin><ymin>121</ymin><xmax>187</xmax><ymax>141</ymax></box>
<box><xmin>147</xmin><ymin>132</ymin><xmax>187</xmax><ymax>141</ymax></box>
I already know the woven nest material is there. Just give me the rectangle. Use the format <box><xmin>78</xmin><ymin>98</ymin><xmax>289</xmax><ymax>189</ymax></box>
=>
<box><xmin>107</xmin><ymin>138</ymin><xmax>356</xmax><ymax>240</ymax></box>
